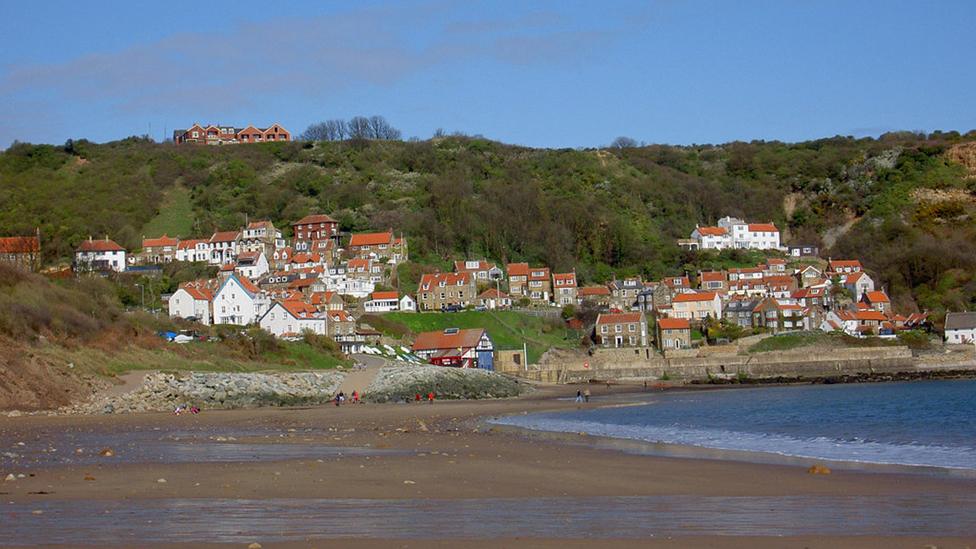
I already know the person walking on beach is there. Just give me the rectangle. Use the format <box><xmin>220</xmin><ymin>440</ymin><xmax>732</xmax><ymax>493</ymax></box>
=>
<box><xmin>352</xmin><ymin>390</ymin><xmax>360</xmax><ymax>404</ymax></box>
<box><xmin>427</xmin><ymin>391</ymin><xmax>435</xmax><ymax>404</ymax></box>
<box><xmin>583</xmin><ymin>388</ymin><xmax>590</xmax><ymax>403</ymax></box>
<box><xmin>575</xmin><ymin>389</ymin><xmax>583</xmax><ymax>403</ymax></box>
<box><xmin>415</xmin><ymin>393</ymin><xmax>421</xmax><ymax>403</ymax></box>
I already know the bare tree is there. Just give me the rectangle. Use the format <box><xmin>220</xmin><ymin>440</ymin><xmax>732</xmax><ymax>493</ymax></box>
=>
<box><xmin>368</xmin><ymin>115</ymin><xmax>401</xmax><ymax>140</ymax></box>
<box><xmin>303</xmin><ymin>115</ymin><xmax>401</xmax><ymax>142</ymax></box>
<box><xmin>347</xmin><ymin>116</ymin><xmax>372</xmax><ymax>140</ymax></box>
<box><xmin>610</xmin><ymin>136</ymin><xmax>639</xmax><ymax>149</ymax></box>
<box><xmin>300</xmin><ymin>119</ymin><xmax>347</xmax><ymax>141</ymax></box>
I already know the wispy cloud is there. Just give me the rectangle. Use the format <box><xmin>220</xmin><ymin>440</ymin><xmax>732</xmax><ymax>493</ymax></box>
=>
<box><xmin>0</xmin><ymin>3</ymin><xmax>634</xmax><ymax>145</ymax></box>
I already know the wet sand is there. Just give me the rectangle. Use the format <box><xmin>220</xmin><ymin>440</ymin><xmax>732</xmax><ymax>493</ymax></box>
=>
<box><xmin>2</xmin><ymin>385</ymin><xmax>975</xmax><ymax>547</ymax></box>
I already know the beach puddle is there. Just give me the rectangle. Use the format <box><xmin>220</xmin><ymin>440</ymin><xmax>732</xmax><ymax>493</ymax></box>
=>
<box><xmin>2</xmin><ymin>494</ymin><xmax>975</xmax><ymax>544</ymax></box>
<box><xmin>1</xmin><ymin>426</ymin><xmax>396</xmax><ymax>469</ymax></box>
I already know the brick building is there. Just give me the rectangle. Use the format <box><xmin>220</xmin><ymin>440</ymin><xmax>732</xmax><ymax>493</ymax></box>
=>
<box><xmin>173</xmin><ymin>123</ymin><xmax>290</xmax><ymax>145</ymax></box>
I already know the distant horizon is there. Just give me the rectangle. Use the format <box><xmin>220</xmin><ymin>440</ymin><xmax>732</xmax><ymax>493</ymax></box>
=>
<box><xmin>2</xmin><ymin>1</ymin><xmax>975</xmax><ymax>149</ymax></box>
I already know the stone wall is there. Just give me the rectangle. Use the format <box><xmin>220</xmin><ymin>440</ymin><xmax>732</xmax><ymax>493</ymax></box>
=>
<box><xmin>527</xmin><ymin>345</ymin><xmax>932</xmax><ymax>384</ymax></box>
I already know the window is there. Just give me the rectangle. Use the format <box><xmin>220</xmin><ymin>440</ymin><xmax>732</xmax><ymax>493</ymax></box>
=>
<box><xmin>615</xmin><ymin>324</ymin><xmax>622</xmax><ymax>333</ymax></box>
<box><xmin>628</xmin><ymin>323</ymin><xmax>636</xmax><ymax>332</ymax></box>
<box><xmin>601</xmin><ymin>325</ymin><xmax>608</xmax><ymax>334</ymax></box>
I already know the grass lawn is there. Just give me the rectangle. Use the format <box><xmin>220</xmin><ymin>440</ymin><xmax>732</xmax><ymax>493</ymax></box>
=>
<box><xmin>376</xmin><ymin>310</ymin><xmax>577</xmax><ymax>363</ymax></box>
<box><xmin>141</xmin><ymin>184</ymin><xmax>194</xmax><ymax>238</ymax></box>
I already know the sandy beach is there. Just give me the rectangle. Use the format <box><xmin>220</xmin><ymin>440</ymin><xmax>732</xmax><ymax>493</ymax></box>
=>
<box><xmin>2</xmin><ymin>385</ymin><xmax>975</xmax><ymax>548</ymax></box>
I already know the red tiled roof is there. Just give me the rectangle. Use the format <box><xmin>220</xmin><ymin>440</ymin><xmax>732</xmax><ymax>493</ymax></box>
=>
<box><xmin>454</xmin><ymin>260</ymin><xmax>496</xmax><ymax>272</ymax></box>
<box><xmin>699</xmin><ymin>271</ymin><xmax>726</xmax><ymax>282</ymax></box>
<box><xmin>828</xmin><ymin>259</ymin><xmax>862</xmax><ymax>270</ymax></box>
<box><xmin>552</xmin><ymin>272</ymin><xmax>576</xmax><ymax>284</ymax></box>
<box><xmin>506</xmin><ymin>263</ymin><xmax>529</xmax><ymax>277</ymax></box>
<box><xmin>478</xmin><ymin>288</ymin><xmax>510</xmax><ymax>299</ymax></box>
<box><xmin>347</xmin><ymin>258</ymin><xmax>370</xmax><ymax>270</ymax></box>
<box><xmin>328</xmin><ymin>310</ymin><xmax>352</xmax><ymax>322</ymax></box>
<box><xmin>0</xmin><ymin>236</ymin><xmax>39</xmax><ymax>254</ymax></box>
<box><xmin>288</xmin><ymin>277</ymin><xmax>317</xmax><ymax>289</ymax></box>
<box><xmin>142</xmin><ymin>235</ymin><xmax>178</xmax><ymax>248</ymax></box>
<box><xmin>664</xmin><ymin>276</ymin><xmax>690</xmax><ymax>288</ymax></box>
<box><xmin>292</xmin><ymin>214</ymin><xmax>337</xmax><ymax>226</ymax></box>
<box><xmin>246</xmin><ymin>220</ymin><xmax>273</xmax><ymax>230</ymax></box>
<box><xmin>855</xmin><ymin>310</ymin><xmax>887</xmax><ymax>322</ymax></box>
<box><xmin>220</xmin><ymin>263</ymin><xmax>236</xmax><ymax>271</ymax></box>
<box><xmin>290</xmin><ymin>252</ymin><xmax>321</xmax><ymax>263</ymax></box>
<box><xmin>177</xmin><ymin>238</ymin><xmax>208</xmax><ymax>250</ymax></box>
<box><xmin>179</xmin><ymin>283</ymin><xmax>213</xmax><ymax>301</ymax></box>
<box><xmin>578</xmin><ymin>286</ymin><xmax>611</xmax><ymax>296</ymax></box>
<box><xmin>309</xmin><ymin>291</ymin><xmax>340</xmax><ymax>305</ymax></box>
<box><xmin>77</xmin><ymin>238</ymin><xmax>124</xmax><ymax>252</ymax></box>
<box><xmin>419</xmin><ymin>272</ymin><xmax>472</xmax><ymax>290</ymax></box>
<box><xmin>412</xmin><ymin>328</ymin><xmax>486</xmax><ymax>352</ymax></box>
<box><xmin>370</xmin><ymin>291</ymin><xmax>399</xmax><ymax>300</ymax></box>
<box><xmin>237</xmin><ymin>275</ymin><xmax>260</xmax><ymax>294</ymax></box>
<box><xmin>672</xmin><ymin>291</ymin><xmax>718</xmax><ymax>303</ymax></box>
<box><xmin>528</xmin><ymin>267</ymin><xmax>551</xmax><ymax>281</ymax></box>
<box><xmin>864</xmin><ymin>290</ymin><xmax>890</xmax><ymax>303</ymax></box>
<box><xmin>696</xmin><ymin>226</ymin><xmax>727</xmax><ymax>236</ymax></box>
<box><xmin>596</xmin><ymin>312</ymin><xmax>644</xmax><ymax>324</ymax></box>
<box><xmin>349</xmin><ymin>231</ymin><xmax>393</xmax><ymax>247</ymax></box>
<box><xmin>766</xmin><ymin>258</ymin><xmax>787</xmax><ymax>265</ymax></box>
<box><xmin>657</xmin><ymin>318</ymin><xmax>690</xmax><ymax>330</ymax></box>
<box><xmin>748</xmin><ymin>223</ymin><xmax>778</xmax><ymax>232</ymax></box>
<box><xmin>209</xmin><ymin>231</ymin><xmax>239</xmax><ymax>243</ymax></box>
<box><xmin>279</xmin><ymin>300</ymin><xmax>319</xmax><ymax>319</ymax></box>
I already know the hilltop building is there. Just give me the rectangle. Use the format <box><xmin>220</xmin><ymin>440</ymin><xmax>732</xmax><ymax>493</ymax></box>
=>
<box><xmin>173</xmin><ymin>123</ymin><xmax>290</xmax><ymax>145</ymax></box>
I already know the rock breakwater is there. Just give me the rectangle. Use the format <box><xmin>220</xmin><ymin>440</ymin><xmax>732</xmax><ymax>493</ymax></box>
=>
<box><xmin>63</xmin><ymin>371</ymin><xmax>345</xmax><ymax>414</ymax></box>
<box><xmin>366</xmin><ymin>363</ymin><xmax>527</xmax><ymax>403</ymax></box>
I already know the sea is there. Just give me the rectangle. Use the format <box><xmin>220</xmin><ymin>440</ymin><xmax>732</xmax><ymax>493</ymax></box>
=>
<box><xmin>493</xmin><ymin>379</ymin><xmax>976</xmax><ymax>472</ymax></box>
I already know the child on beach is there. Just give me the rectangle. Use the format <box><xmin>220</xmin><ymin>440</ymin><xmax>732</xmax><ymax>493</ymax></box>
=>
<box><xmin>575</xmin><ymin>390</ymin><xmax>583</xmax><ymax>403</ymax></box>
<box><xmin>427</xmin><ymin>392</ymin><xmax>435</xmax><ymax>404</ymax></box>
<box><xmin>583</xmin><ymin>388</ymin><xmax>590</xmax><ymax>402</ymax></box>
<box><xmin>352</xmin><ymin>391</ymin><xmax>360</xmax><ymax>404</ymax></box>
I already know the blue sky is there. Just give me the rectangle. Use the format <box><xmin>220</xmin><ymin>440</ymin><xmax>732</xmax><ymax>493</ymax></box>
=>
<box><xmin>1</xmin><ymin>0</ymin><xmax>974</xmax><ymax>149</ymax></box>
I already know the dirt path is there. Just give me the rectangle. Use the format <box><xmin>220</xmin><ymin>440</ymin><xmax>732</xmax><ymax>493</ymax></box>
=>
<box><xmin>337</xmin><ymin>354</ymin><xmax>386</xmax><ymax>396</ymax></box>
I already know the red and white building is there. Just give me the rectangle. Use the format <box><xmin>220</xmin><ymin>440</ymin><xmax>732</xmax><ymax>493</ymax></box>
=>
<box><xmin>173</xmin><ymin>123</ymin><xmax>290</xmax><ymax>145</ymax></box>
<box><xmin>292</xmin><ymin>214</ymin><xmax>340</xmax><ymax>242</ymax></box>
<box><xmin>75</xmin><ymin>237</ymin><xmax>126</xmax><ymax>272</ymax></box>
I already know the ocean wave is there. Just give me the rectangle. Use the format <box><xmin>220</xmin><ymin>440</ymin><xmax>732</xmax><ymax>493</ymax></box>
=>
<box><xmin>493</xmin><ymin>415</ymin><xmax>976</xmax><ymax>470</ymax></box>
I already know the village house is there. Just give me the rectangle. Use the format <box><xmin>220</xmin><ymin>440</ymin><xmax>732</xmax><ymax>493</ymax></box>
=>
<box><xmin>552</xmin><ymin>272</ymin><xmax>578</xmax><ymax>306</ymax></box>
<box><xmin>827</xmin><ymin>259</ymin><xmax>863</xmax><ymax>275</ymax></box>
<box><xmin>635</xmin><ymin>284</ymin><xmax>656</xmax><ymax>312</ymax></box>
<box><xmin>688</xmin><ymin>217</ymin><xmax>781</xmax><ymax>250</ymax></box>
<box><xmin>412</xmin><ymin>328</ymin><xmax>495</xmax><ymax>369</ymax></box>
<box><xmin>526</xmin><ymin>266</ymin><xmax>552</xmax><ymax>305</ymax></box>
<box><xmin>172</xmin><ymin>123</ymin><xmax>290</xmax><ymax>145</ymax></box>
<box><xmin>239</xmin><ymin>220</ymin><xmax>284</xmax><ymax>258</ymax></box>
<box><xmin>347</xmin><ymin>230</ymin><xmax>407</xmax><ymax>263</ymax></box>
<box><xmin>326</xmin><ymin>309</ymin><xmax>356</xmax><ymax>338</ymax></box>
<box><xmin>454</xmin><ymin>260</ymin><xmax>503</xmax><ymax>281</ymax></box>
<box><xmin>286</xmin><ymin>252</ymin><xmax>325</xmax><ymax>272</ymax></box>
<box><xmin>175</xmin><ymin>239</ymin><xmax>209</xmax><ymax>262</ymax></box>
<box><xmin>74</xmin><ymin>237</ymin><xmax>126</xmax><ymax>273</ymax></box>
<box><xmin>212</xmin><ymin>272</ymin><xmax>267</xmax><ymax>325</ymax></box>
<box><xmin>235</xmin><ymin>251</ymin><xmax>269</xmax><ymax>280</ymax></box>
<box><xmin>841</xmin><ymin>271</ymin><xmax>875</xmax><ymax>301</ymax></box>
<box><xmin>0</xmin><ymin>233</ymin><xmax>41</xmax><ymax>272</ymax></box>
<box><xmin>698</xmin><ymin>271</ymin><xmax>728</xmax><ymax>293</ymax></box>
<box><xmin>168</xmin><ymin>283</ymin><xmax>213</xmax><ymax>325</ymax></box>
<box><xmin>797</xmin><ymin>264</ymin><xmax>824</xmax><ymax>288</ymax></box>
<box><xmin>662</xmin><ymin>275</ymin><xmax>692</xmax><ymax>293</ymax></box>
<box><xmin>788</xmin><ymin>244</ymin><xmax>819</xmax><ymax>257</ymax></box>
<box><xmin>861</xmin><ymin>290</ymin><xmax>891</xmax><ymax>315</ymax></box>
<box><xmin>762</xmin><ymin>258</ymin><xmax>788</xmax><ymax>276</ymax></box>
<box><xmin>650</xmin><ymin>282</ymin><xmax>677</xmax><ymax>309</ymax></box>
<box><xmin>309</xmin><ymin>291</ymin><xmax>344</xmax><ymax>312</ymax></box>
<box><xmin>417</xmin><ymin>272</ymin><xmax>477</xmax><ymax>311</ymax></box>
<box><xmin>791</xmin><ymin>287</ymin><xmax>829</xmax><ymax>309</ymax></box>
<box><xmin>258</xmin><ymin>300</ymin><xmax>326</xmax><ymax>338</ymax></box>
<box><xmin>724</xmin><ymin>297</ymin><xmax>759</xmax><ymax>329</ymax></box>
<box><xmin>727</xmin><ymin>278</ymin><xmax>767</xmax><ymax>298</ymax></box>
<box><xmin>140</xmin><ymin>235</ymin><xmax>178</xmax><ymax>264</ymax></box>
<box><xmin>208</xmin><ymin>231</ymin><xmax>240</xmax><ymax>265</ymax></box>
<box><xmin>727</xmin><ymin>266</ymin><xmax>764</xmax><ymax>282</ymax></box>
<box><xmin>752</xmin><ymin>298</ymin><xmax>808</xmax><ymax>333</ymax></box>
<box><xmin>669</xmin><ymin>292</ymin><xmax>722</xmax><ymax>321</ymax></box>
<box><xmin>292</xmin><ymin>214</ymin><xmax>339</xmax><ymax>242</ymax></box>
<box><xmin>478</xmin><ymin>288</ymin><xmax>512</xmax><ymax>310</ymax></box>
<box><xmin>656</xmin><ymin>317</ymin><xmax>692</xmax><ymax>351</ymax></box>
<box><xmin>594</xmin><ymin>312</ymin><xmax>648</xmax><ymax>348</ymax></box>
<box><xmin>506</xmin><ymin>263</ymin><xmax>530</xmax><ymax>298</ymax></box>
<box><xmin>764</xmin><ymin>275</ymin><xmax>798</xmax><ymax>299</ymax></box>
<box><xmin>577</xmin><ymin>286</ymin><xmax>611</xmax><ymax>308</ymax></box>
<box><xmin>944</xmin><ymin>312</ymin><xmax>976</xmax><ymax>344</ymax></box>
<box><xmin>346</xmin><ymin>258</ymin><xmax>383</xmax><ymax>284</ymax></box>
<box><xmin>608</xmin><ymin>277</ymin><xmax>643</xmax><ymax>310</ymax></box>
<box><xmin>363</xmin><ymin>291</ymin><xmax>401</xmax><ymax>313</ymax></box>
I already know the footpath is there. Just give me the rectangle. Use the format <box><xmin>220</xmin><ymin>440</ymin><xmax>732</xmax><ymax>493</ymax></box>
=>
<box><xmin>338</xmin><ymin>354</ymin><xmax>386</xmax><ymax>396</ymax></box>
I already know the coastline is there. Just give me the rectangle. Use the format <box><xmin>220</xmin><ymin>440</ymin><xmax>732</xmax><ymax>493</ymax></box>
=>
<box><xmin>2</xmin><ymin>386</ymin><xmax>975</xmax><ymax>547</ymax></box>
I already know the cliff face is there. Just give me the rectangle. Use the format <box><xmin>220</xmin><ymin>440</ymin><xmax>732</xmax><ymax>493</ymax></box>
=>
<box><xmin>947</xmin><ymin>142</ymin><xmax>976</xmax><ymax>179</ymax></box>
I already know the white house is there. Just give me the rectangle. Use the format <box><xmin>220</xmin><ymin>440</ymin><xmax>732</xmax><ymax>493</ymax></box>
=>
<box><xmin>689</xmin><ymin>217</ymin><xmax>781</xmax><ymax>251</ymax></box>
<box><xmin>842</xmin><ymin>271</ymin><xmax>875</xmax><ymax>301</ymax></box>
<box><xmin>944</xmin><ymin>312</ymin><xmax>976</xmax><ymax>344</ymax></box>
<box><xmin>259</xmin><ymin>300</ymin><xmax>327</xmax><ymax>338</ymax></box>
<box><xmin>669</xmin><ymin>291</ymin><xmax>723</xmax><ymax>321</ymax></box>
<box><xmin>208</xmin><ymin>231</ymin><xmax>240</xmax><ymax>265</ymax></box>
<box><xmin>364</xmin><ymin>291</ymin><xmax>400</xmax><ymax>313</ymax></box>
<box><xmin>168</xmin><ymin>285</ymin><xmax>213</xmax><ymax>325</ymax></box>
<box><xmin>399</xmin><ymin>294</ymin><xmax>417</xmax><ymax>312</ymax></box>
<box><xmin>478</xmin><ymin>288</ymin><xmax>512</xmax><ymax>310</ymax></box>
<box><xmin>213</xmin><ymin>273</ymin><xmax>267</xmax><ymax>325</ymax></box>
<box><xmin>690</xmin><ymin>226</ymin><xmax>729</xmax><ymax>249</ymax></box>
<box><xmin>176</xmin><ymin>239</ymin><xmax>210</xmax><ymax>262</ymax></box>
<box><xmin>454</xmin><ymin>260</ymin><xmax>504</xmax><ymax>281</ymax></box>
<box><xmin>74</xmin><ymin>237</ymin><xmax>127</xmax><ymax>272</ymax></box>
<box><xmin>235</xmin><ymin>251</ymin><xmax>269</xmax><ymax>280</ymax></box>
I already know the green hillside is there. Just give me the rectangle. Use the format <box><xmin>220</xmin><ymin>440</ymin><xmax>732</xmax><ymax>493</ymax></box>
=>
<box><xmin>365</xmin><ymin>311</ymin><xmax>576</xmax><ymax>363</ymax></box>
<box><xmin>2</xmin><ymin>131</ymin><xmax>976</xmax><ymax>321</ymax></box>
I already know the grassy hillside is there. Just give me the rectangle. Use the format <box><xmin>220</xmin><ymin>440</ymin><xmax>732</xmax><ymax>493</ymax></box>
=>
<box><xmin>3</xmin><ymin>131</ymin><xmax>976</xmax><ymax>321</ymax></box>
<box><xmin>364</xmin><ymin>311</ymin><xmax>577</xmax><ymax>363</ymax></box>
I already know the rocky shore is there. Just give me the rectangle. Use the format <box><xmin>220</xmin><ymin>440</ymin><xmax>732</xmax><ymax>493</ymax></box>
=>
<box><xmin>365</xmin><ymin>363</ymin><xmax>527</xmax><ymax>403</ymax></box>
<box><xmin>61</xmin><ymin>371</ymin><xmax>346</xmax><ymax>414</ymax></box>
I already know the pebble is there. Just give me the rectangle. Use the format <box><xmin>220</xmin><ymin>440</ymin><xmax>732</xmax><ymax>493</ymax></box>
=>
<box><xmin>4</xmin><ymin>473</ymin><xmax>15</xmax><ymax>482</ymax></box>
<box><xmin>156</xmin><ymin>478</ymin><xmax>167</xmax><ymax>484</ymax></box>
<box><xmin>248</xmin><ymin>543</ymin><xmax>263</xmax><ymax>549</ymax></box>
<box><xmin>403</xmin><ymin>480</ymin><xmax>416</xmax><ymax>484</ymax></box>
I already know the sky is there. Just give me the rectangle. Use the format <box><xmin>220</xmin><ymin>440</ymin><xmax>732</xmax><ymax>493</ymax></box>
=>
<box><xmin>1</xmin><ymin>0</ymin><xmax>974</xmax><ymax>149</ymax></box>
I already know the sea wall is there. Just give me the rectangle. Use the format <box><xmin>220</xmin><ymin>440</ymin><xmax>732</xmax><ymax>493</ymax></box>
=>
<box><xmin>525</xmin><ymin>346</ymin><xmax>946</xmax><ymax>384</ymax></box>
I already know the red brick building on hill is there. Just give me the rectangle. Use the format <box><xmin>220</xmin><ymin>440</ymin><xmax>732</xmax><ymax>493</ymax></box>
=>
<box><xmin>173</xmin><ymin>123</ymin><xmax>290</xmax><ymax>145</ymax></box>
<box><xmin>0</xmin><ymin>232</ymin><xmax>41</xmax><ymax>272</ymax></box>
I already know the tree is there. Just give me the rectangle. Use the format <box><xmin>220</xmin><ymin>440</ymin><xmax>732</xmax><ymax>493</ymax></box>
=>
<box><xmin>300</xmin><ymin>119</ymin><xmax>347</xmax><ymax>141</ymax></box>
<box><xmin>610</xmin><ymin>136</ymin><xmax>638</xmax><ymax>149</ymax></box>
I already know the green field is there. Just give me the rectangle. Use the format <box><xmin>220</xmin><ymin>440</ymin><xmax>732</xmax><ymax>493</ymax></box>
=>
<box><xmin>374</xmin><ymin>310</ymin><xmax>577</xmax><ymax>363</ymax></box>
<box><xmin>141</xmin><ymin>184</ymin><xmax>195</xmax><ymax>239</ymax></box>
